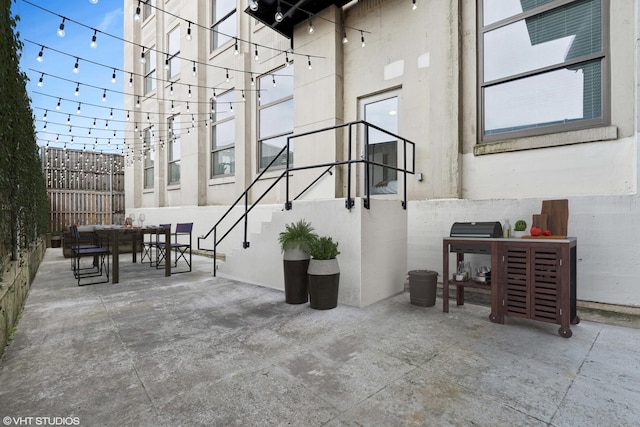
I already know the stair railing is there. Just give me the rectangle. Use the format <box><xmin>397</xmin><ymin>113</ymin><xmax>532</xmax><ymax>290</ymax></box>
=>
<box><xmin>198</xmin><ymin>120</ymin><xmax>415</xmax><ymax>275</ymax></box>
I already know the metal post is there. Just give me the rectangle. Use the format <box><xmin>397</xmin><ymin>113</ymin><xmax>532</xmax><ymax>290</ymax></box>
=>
<box><xmin>364</xmin><ymin>124</ymin><xmax>370</xmax><ymax>209</ymax></box>
<box><xmin>285</xmin><ymin>136</ymin><xmax>292</xmax><ymax>210</ymax></box>
<box><xmin>346</xmin><ymin>124</ymin><xmax>354</xmax><ymax>209</ymax></box>
<box><xmin>213</xmin><ymin>228</ymin><xmax>217</xmax><ymax>277</ymax></box>
<box><xmin>402</xmin><ymin>139</ymin><xmax>407</xmax><ymax>209</ymax></box>
<box><xmin>243</xmin><ymin>193</ymin><xmax>250</xmax><ymax>248</ymax></box>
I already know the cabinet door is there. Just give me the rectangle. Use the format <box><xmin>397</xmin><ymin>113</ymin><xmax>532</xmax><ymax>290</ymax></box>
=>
<box><xmin>501</xmin><ymin>245</ymin><xmax>530</xmax><ymax>318</ymax></box>
<box><xmin>530</xmin><ymin>247</ymin><xmax>561</xmax><ymax>323</ymax></box>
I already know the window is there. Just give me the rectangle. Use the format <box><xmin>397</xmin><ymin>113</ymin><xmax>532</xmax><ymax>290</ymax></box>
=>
<box><xmin>211</xmin><ymin>90</ymin><xmax>235</xmax><ymax>177</ymax></box>
<box><xmin>258</xmin><ymin>65</ymin><xmax>294</xmax><ymax>169</ymax></box>
<box><xmin>142</xmin><ymin>0</ymin><xmax>154</xmax><ymax>21</ymax></box>
<box><xmin>362</xmin><ymin>95</ymin><xmax>398</xmax><ymax>195</ymax></box>
<box><xmin>143</xmin><ymin>47</ymin><xmax>156</xmax><ymax>95</ymax></box>
<box><xmin>143</xmin><ymin>128</ymin><xmax>154</xmax><ymax>188</ymax></box>
<box><xmin>167</xmin><ymin>26</ymin><xmax>180</xmax><ymax>80</ymax></box>
<box><xmin>168</xmin><ymin>115</ymin><xmax>180</xmax><ymax>184</ymax></box>
<box><xmin>479</xmin><ymin>0</ymin><xmax>607</xmax><ymax>142</ymax></box>
<box><xmin>211</xmin><ymin>0</ymin><xmax>236</xmax><ymax>52</ymax></box>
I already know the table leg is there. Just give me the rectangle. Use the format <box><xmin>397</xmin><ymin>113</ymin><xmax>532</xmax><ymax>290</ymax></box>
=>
<box><xmin>112</xmin><ymin>230</ymin><xmax>120</xmax><ymax>284</ymax></box>
<box><xmin>442</xmin><ymin>240</ymin><xmax>449</xmax><ymax>313</ymax></box>
<box><xmin>164</xmin><ymin>227</ymin><xmax>171</xmax><ymax>278</ymax></box>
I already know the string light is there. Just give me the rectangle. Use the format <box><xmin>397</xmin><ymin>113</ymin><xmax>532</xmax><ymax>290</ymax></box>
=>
<box><xmin>188</xmin><ymin>85</ymin><xmax>192</xmax><ymax>97</ymax></box>
<box><xmin>254</xmin><ymin>44</ymin><xmax>259</xmax><ymax>61</ymax></box>
<box><xmin>90</xmin><ymin>30</ymin><xmax>97</xmax><ymax>48</ymax></box>
<box><xmin>186</xmin><ymin>21</ymin><xmax>192</xmax><ymax>41</ymax></box>
<box><xmin>73</xmin><ymin>57</ymin><xmax>79</xmax><ymax>73</ymax></box>
<box><xmin>56</xmin><ymin>98</ymin><xmax>61</xmax><ymax>110</ymax></box>
<box><xmin>77</xmin><ymin>103</ymin><xmax>81</xmax><ymax>114</ymax></box>
<box><xmin>66</xmin><ymin>114</ymin><xmax>71</xmax><ymax>125</ymax></box>
<box><xmin>308</xmin><ymin>16</ymin><xmax>314</xmax><ymax>34</ymax></box>
<box><xmin>126</xmin><ymin>110</ymin><xmax>130</xmax><ymax>121</ymax></box>
<box><xmin>170</xmin><ymin>83</ymin><xmax>174</xmax><ymax>96</ymax></box>
<box><xmin>105</xmin><ymin>120</ymin><xmax>109</xmax><ymax>129</ymax></box>
<box><xmin>134</xmin><ymin>1</ymin><xmax>141</xmax><ymax>21</ymax></box>
<box><xmin>342</xmin><ymin>28</ymin><xmax>348</xmax><ymax>44</ymax></box>
<box><xmin>275</xmin><ymin>0</ymin><xmax>283</xmax><ymax>22</ymax></box>
<box><xmin>109</xmin><ymin>108</ymin><xmax>113</xmax><ymax>119</ymax></box>
<box><xmin>37</xmin><ymin>73</ymin><xmax>44</xmax><ymax>87</ymax></box>
<box><xmin>92</xmin><ymin>118</ymin><xmax>96</xmax><ymax>128</ymax></box>
<box><xmin>412</xmin><ymin>0</ymin><xmax>417</xmax><ymax>10</ymax></box>
<box><xmin>36</xmin><ymin>46</ymin><xmax>44</xmax><ymax>62</ymax></box>
<box><xmin>249</xmin><ymin>0</ymin><xmax>258</xmax><ymax>11</ymax></box>
<box><xmin>285</xmin><ymin>51</ymin><xmax>290</xmax><ymax>65</ymax></box>
<box><xmin>89</xmin><ymin>0</ymin><xmax>98</xmax><ymax>4</ymax></box>
<box><xmin>43</xmin><ymin>110</ymin><xmax>48</xmax><ymax>121</ymax></box>
<box><xmin>241</xmin><ymin>90</ymin><xmax>245</xmax><ymax>101</ymax></box>
<box><xmin>164</xmin><ymin>55</ymin><xmax>170</xmax><ymax>70</ymax></box>
<box><xmin>102</xmin><ymin>89</ymin><xmax>107</xmax><ymax>102</ymax></box>
<box><xmin>308</xmin><ymin>56</ymin><xmax>312</xmax><ymax>70</ymax></box>
<box><xmin>129</xmin><ymin>73</ymin><xmax>133</xmax><ymax>87</ymax></box>
<box><xmin>272</xmin><ymin>75</ymin><xmax>276</xmax><ymax>87</ymax></box>
<box><xmin>361</xmin><ymin>31</ymin><xmax>366</xmax><ymax>47</ymax></box>
<box><xmin>57</xmin><ymin>17</ymin><xmax>66</xmax><ymax>37</ymax></box>
<box><xmin>111</xmin><ymin>69</ymin><xmax>116</xmax><ymax>83</ymax></box>
<box><xmin>234</xmin><ymin>38</ymin><xmax>239</xmax><ymax>55</ymax></box>
<box><xmin>186</xmin><ymin>102</ymin><xmax>190</xmax><ymax>112</ymax></box>
<box><xmin>140</xmin><ymin>47</ymin><xmax>146</xmax><ymax>64</ymax></box>
<box><xmin>250</xmin><ymin>74</ymin><xmax>255</xmax><ymax>86</ymax></box>
<box><xmin>225</xmin><ymin>69</ymin><xmax>229</xmax><ymax>82</ymax></box>
<box><xmin>171</xmin><ymin>101</ymin><xmax>174</xmax><ymax>112</ymax></box>
<box><xmin>74</xmin><ymin>83</ymin><xmax>79</xmax><ymax>96</ymax></box>
<box><xmin>136</xmin><ymin>96</ymin><xmax>140</xmax><ymax>108</ymax></box>
<box><xmin>192</xmin><ymin>61</ymin><xmax>197</xmax><ymax>76</ymax></box>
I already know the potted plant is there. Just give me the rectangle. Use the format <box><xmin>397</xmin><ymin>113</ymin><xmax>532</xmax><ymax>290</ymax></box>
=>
<box><xmin>307</xmin><ymin>236</ymin><xmax>340</xmax><ymax>310</ymax></box>
<box><xmin>513</xmin><ymin>219</ymin><xmax>527</xmax><ymax>238</ymax></box>
<box><xmin>50</xmin><ymin>231</ymin><xmax>62</xmax><ymax>248</ymax></box>
<box><xmin>278</xmin><ymin>219</ymin><xmax>318</xmax><ymax>304</ymax></box>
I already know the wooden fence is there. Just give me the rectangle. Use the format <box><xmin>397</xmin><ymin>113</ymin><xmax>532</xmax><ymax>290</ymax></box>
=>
<box><xmin>42</xmin><ymin>147</ymin><xmax>125</xmax><ymax>232</ymax></box>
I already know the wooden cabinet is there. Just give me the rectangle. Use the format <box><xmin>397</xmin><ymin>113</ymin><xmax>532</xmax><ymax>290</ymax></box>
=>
<box><xmin>443</xmin><ymin>237</ymin><xmax>578</xmax><ymax>338</ymax></box>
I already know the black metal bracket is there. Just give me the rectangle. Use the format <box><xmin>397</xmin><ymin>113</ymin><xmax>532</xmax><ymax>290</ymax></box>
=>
<box><xmin>242</xmin><ymin>241</ymin><xmax>250</xmax><ymax>249</ymax></box>
<box><xmin>284</xmin><ymin>201</ymin><xmax>292</xmax><ymax>210</ymax></box>
<box><xmin>345</xmin><ymin>198</ymin><xmax>354</xmax><ymax>209</ymax></box>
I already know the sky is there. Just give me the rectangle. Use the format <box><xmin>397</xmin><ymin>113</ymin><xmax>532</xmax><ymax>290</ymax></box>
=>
<box><xmin>13</xmin><ymin>0</ymin><xmax>125</xmax><ymax>154</ymax></box>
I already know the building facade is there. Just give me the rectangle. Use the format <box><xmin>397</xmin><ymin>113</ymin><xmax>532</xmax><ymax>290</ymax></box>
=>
<box><xmin>124</xmin><ymin>0</ymin><xmax>640</xmax><ymax>307</ymax></box>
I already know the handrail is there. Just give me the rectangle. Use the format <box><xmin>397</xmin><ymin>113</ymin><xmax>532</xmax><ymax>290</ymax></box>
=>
<box><xmin>198</xmin><ymin>120</ymin><xmax>416</xmax><ymax>276</ymax></box>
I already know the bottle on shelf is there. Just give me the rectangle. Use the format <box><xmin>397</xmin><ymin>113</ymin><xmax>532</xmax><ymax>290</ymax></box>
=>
<box><xmin>503</xmin><ymin>219</ymin><xmax>511</xmax><ymax>238</ymax></box>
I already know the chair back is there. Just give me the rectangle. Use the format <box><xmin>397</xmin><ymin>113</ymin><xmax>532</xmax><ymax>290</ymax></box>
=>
<box><xmin>175</xmin><ymin>223</ymin><xmax>193</xmax><ymax>234</ymax></box>
<box><xmin>69</xmin><ymin>225</ymin><xmax>80</xmax><ymax>240</ymax></box>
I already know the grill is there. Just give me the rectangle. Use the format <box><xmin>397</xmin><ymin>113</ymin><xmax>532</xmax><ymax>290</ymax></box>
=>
<box><xmin>449</xmin><ymin>221</ymin><xmax>503</xmax><ymax>254</ymax></box>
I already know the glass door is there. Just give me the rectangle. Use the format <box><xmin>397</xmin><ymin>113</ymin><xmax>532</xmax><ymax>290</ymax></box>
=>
<box><xmin>360</xmin><ymin>93</ymin><xmax>399</xmax><ymax>195</ymax></box>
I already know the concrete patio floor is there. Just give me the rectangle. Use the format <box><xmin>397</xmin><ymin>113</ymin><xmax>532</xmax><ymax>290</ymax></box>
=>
<box><xmin>1</xmin><ymin>248</ymin><xmax>640</xmax><ymax>426</ymax></box>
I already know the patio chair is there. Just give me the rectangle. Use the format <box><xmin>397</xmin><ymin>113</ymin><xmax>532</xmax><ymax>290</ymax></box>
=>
<box><xmin>68</xmin><ymin>225</ymin><xmax>99</xmax><ymax>273</ymax></box>
<box><xmin>155</xmin><ymin>222</ymin><xmax>192</xmax><ymax>273</ymax></box>
<box><xmin>141</xmin><ymin>224</ymin><xmax>170</xmax><ymax>266</ymax></box>
<box><xmin>148</xmin><ymin>224</ymin><xmax>171</xmax><ymax>267</ymax></box>
<box><xmin>70</xmin><ymin>225</ymin><xmax>110</xmax><ymax>286</ymax></box>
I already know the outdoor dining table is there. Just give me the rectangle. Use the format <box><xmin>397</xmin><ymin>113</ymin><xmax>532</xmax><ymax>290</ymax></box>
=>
<box><xmin>96</xmin><ymin>225</ymin><xmax>171</xmax><ymax>284</ymax></box>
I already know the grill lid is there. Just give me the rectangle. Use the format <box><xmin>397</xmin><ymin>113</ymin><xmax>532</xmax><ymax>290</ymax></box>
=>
<box><xmin>450</xmin><ymin>222</ymin><xmax>503</xmax><ymax>238</ymax></box>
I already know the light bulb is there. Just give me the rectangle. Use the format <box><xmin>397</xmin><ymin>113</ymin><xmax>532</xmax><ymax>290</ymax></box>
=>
<box><xmin>254</xmin><ymin>45</ymin><xmax>259</xmax><ymax>61</ymax></box>
<box><xmin>275</xmin><ymin>10</ymin><xmax>283</xmax><ymax>22</ymax></box>
<box><xmin>192</xmin><ymin>61</ymin><xmax>197</xmax><ymax>76</ymax></box>
<box><xmin>37</xmin><ymin>74</ymin><xmax>43</xmax><ymax>87</ymax></box>
<box><xmin>412</xmin><ymin>0</ymin><xmax>417</xmax><ymax>10</ymax></box>
<box><xmin>74</xmin><ymin>84</ymin><xmax>79</xmax><ymax>96</ymax></box>
<box><xmin>89</xmin><ymin>0</ymin><xmax>98</xmax><ymax>4</ymax></box>
<box><xmin>129</xmin><ymin>74</ymin><xmax>133</xmax><ymax>87</ymax></box>
<box><xmin>90</xmin><ymin>31</ymin><xmax>97</xmax><ymax>48</ymax></box>
<box><xmin>134</xmin><ymin>4</ymin><xmax>141</xmax><ymax>21</ymax></box>
<box><xmin>140</xmin><ymin>49</ymin><xmax>146</xmax><ymax>64</ymax></box>
<box><xmin>186</xmin><ymin>23</ymin><xmax>192</xmax><ymax>41</ymax></box>
<box><xmin>308</xmin><ymin>17</ymin><xmax>314</xmax><ymax>34</ymax></box>
<box><xmin>36</xmin><ymin>47</ymin><xmax>44</xmax><ymax>62</ymax></box>
<box><xmin>111</xmin><ymin>69</ymin><xmax>116</xmax><ymax>83</ymax></box>
<box><xmin>249</xmin><ymin>0</ymin><xmax>258</xmax><ymax>12</ymax></box>
<box><xmin>234</xmin><ymin>40</ymin><xmax>239</xmax><ymax>55</ymax></box>
<box><xmin>361</xmin><ymin>32</ymin><xmax>366</xmax><ymax>47</ymax></box>
<box><xmin>57</xmin><ymin>18</ymin><xmax>65</xmax><ymax>37</ymax></box>
<box><xmin>73</xmin><ymin>59</ymin><xmax>79</xmax><ymax>73</ymax></box>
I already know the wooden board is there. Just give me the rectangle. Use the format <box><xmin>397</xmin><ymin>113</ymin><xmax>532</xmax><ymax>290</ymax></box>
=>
<box><xmin>541</xmin><ymin>199</ymin><xmax>568</xmax><ymax>236</ymax></box>
<box><xmin>532</xmin><ymin>213</ymin><xmax>548</xmax><ymax>230</ymax></box>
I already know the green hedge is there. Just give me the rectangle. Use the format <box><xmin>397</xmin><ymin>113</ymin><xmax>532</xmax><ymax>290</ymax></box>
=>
<box><xmin>0</xmin><ymin>0</ymin><xmax>49</xmax><ymax>280</ymax></box>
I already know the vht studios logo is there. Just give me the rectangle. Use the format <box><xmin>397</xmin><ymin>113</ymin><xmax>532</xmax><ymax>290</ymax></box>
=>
<box><xmin>2</xmin><ymin>417</ymin><xmax>80</xmax><ymax>426</ymax></box>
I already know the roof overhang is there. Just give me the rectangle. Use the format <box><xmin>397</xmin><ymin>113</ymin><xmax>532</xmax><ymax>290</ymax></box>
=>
<box><xmin>244</xmin><ymin>0</ymin><xmax>351</xmax><ymax>39</ymax></box>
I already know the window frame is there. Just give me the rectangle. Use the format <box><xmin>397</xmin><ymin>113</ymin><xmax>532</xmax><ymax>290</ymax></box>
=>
<box><xmin>210</xmin><ymin>0</ymin><xmax>237</xmax><ymax>52</ymax></box>
<box><xmin>168</xmin><ymin>115</ymin><xmax>181</xmax><ymax>185</ymax></box>
<box><xmin>477</xmin><ymin>0</ymin><xmax>610</xmax><ymax>144</ymax></box>
<box><xmin>142</xmin><ymin>0</ymin><xmax>155</xmax><ymax>21</ymax></box>
<box><xmin>167</xmin><ymin>25</ymin><xmax>181</xmax><ymax>80</ymax></box>
<box><xmin>258</xmin><ymin>64</ymin><xmax>294</xmax><ymax>170</ymax></box>
<box><xmin>143</xmin><ymin>46</ymin><xmax>156</xmax><ymax>95</ymax></box>
<box><xmin>143</xmin><ymin>128</ymin><xmax>154</xmax><ymax>189</ymax></box>
<box><xmin>210</xmin><ymin>90</ymin><xmax>236</xmax><ymax>178</ymax></box>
